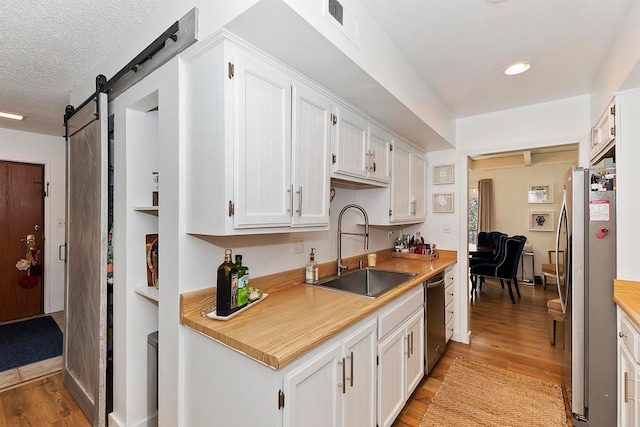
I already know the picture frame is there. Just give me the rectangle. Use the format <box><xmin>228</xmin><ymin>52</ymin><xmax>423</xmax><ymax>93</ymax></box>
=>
<box><xmin>433</xmin><ymin>193</ymin><xmax>454</xmax><ymax>213</ymax></box>
<box><xmin>528</xmin><ymin>211</ymin><xmax>554</xmax><ymax>232</ymax></box>
<box><xmin>528</xmin><ymin>183</ymin><xmax>553</xmax><ymax>204</ymax></box>
<box><xmin>433</xmin><ymin>164</ymin><xmax>455</xmax><ymax>185</ymax></box>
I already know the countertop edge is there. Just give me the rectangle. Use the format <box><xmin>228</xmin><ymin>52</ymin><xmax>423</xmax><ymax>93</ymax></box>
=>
<box><xmin>614</xmin><ymin>279</ymin><xmax>640</xmax><ymax>328</ymax></box>
<box><xmin>180</xmin><ymin>255</ymin><xmax>457</xmax><ymax>370</ymax></box>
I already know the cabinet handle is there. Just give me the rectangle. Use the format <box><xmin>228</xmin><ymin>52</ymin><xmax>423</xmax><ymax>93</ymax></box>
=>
<box><xmin>295</xmin><ymin>186</ymin><xmax>303</xmax><ymax>216</ymax></box>
<box><xmin>625</xmin><ymin>372</ymin><xmax>636</xmax><ymax>403</ymax></box>
<box><xmin>346</xmin><ymin>351</ymin><xmax>354</xmax><ymax>387</ymax></box>
<box><xmin>620</xmin><ymin>332</ymin><xmax>627</xmax><ymax>338</ymax></box>
<box><xmin>58</xmin><ymin>244</ymin><xmax>67</xmax><ymax>261</ymax></box>
<box><xmin>404</xmin><ymin>336</ymin><xmax>409</xmax><ymax>358</ymax></box>
<box><xmin>287</xmin><ymin>185</ymin><xmax>293</xmax><ymax>214</ymax></box>
<box><xmin>338</xmin><ymin>357</ymin><xmax>346</xmax><ymax>394</ymax></box>
<box><xmin>373</xmin><ymin>161</ymin><xmax>377</xmax><ymax>172</ymax></box>
<box><xmin>411</xmin><ymin>200</ymin><xmax>417</xmax><ymax>215</ymax></box>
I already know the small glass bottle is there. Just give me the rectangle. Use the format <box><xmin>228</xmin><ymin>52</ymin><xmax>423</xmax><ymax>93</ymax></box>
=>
<box><xmin>217</xmin><ymin>249</ymin><xmax>238</xmax><ymax>316</ymax></box>
<box><xmin>305</xmin><ymin>248</ymin><xmax>319</xmax><ymax>284</ymax></box>
<box><xmin>235</xmin><ymin>255</ymin><xmax>249</xmax><ymax>308</ymax></box>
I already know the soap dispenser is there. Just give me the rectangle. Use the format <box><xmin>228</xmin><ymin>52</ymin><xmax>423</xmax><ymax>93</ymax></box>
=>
<box><xmin>305</xmin><ymin>248</ymin><xmax>319</xmax><ymax>284</ymax></box>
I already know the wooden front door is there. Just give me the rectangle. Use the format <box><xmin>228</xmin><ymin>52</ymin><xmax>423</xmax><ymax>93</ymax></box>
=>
<box><xmin>0</xmin><ymin>160</ymin><xmax>45</xmax><ymax>321</ymax></box>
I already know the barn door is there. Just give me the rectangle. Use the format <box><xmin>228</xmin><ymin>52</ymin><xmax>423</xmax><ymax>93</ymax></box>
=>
<box><xmin>63</xmin><ymin>92</ymin><xmax>108</xmax><ymax>426</ymax></box>
<box><xmin>0</xmin><ymin>161</ymin><xmax>45</xmax><ymax>321</ymax></box>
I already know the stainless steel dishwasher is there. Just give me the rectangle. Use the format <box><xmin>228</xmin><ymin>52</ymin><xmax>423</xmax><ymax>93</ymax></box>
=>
<box><xmin>425</xmin><ymin>272</ymin><xmax>446</xmax><ymax>373</ymax></box>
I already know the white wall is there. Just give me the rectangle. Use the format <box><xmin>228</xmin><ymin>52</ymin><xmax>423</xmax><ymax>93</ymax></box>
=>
<box><xmin>0</xmin><ymin>127</ymin><xmax>66</xmax><ymax>314</ymax></box>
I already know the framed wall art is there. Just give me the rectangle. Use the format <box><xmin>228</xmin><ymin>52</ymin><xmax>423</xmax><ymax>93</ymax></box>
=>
<box><xmin>433</xmin><ymin>193</ymin><xmax>454</xmax><ymax>213</ymax></box>
<box><xmin>433</xmin><ymin>164</ymin><xmax>454</xmax><ymax>185</ymax></box>
<box><xmin>528</xmin><ymin>211</ymin><xmax>554</xmax><ymax>232</ymax></box>
<box><xmin>528</xmin><ymin>183</ymin><xmax>553</xmax><ymax>204</ymax></box>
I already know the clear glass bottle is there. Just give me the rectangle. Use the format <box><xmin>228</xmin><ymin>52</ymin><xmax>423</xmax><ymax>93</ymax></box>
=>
<box><xmin>217</xmin><ymin>249</ymin><xmax>238</xmax><ymax>316</ymax></box>
<box><xmin>305</xmin><ymin>248</ymin><xmax>319</xmax><ymax>284</ymax></box>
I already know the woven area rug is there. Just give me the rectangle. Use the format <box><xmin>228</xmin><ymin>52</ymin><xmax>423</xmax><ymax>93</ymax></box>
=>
<box><xmin>0</xmin><ymin>315</ymin><xmax>63</xmax><ymax>372</ymax></box>
<box><xmin>420</xmin><ymin>358</ymin><xmax>567</xmax><ymax>427</ymax></box>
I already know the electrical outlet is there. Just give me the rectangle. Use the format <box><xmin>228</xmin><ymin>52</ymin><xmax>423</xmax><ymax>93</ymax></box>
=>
<box><xmin>291</xmin><ymin>236</ymin><xmax>304</xmax><ymax>254</ymax></box>
<box><xmin>388</xmin><ymin>231</ymin><xmax>394</xmax><ymax>240</ymax></box>
<box><xmin>443</xmin><ymin>224</ymin><xmax>451</xmax><ymax>233</ymax></box>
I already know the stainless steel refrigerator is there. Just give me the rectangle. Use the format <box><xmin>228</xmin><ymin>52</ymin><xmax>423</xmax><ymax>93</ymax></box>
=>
<box><xmin>556</xmin><ymin>167</ymin><xmax>617</xmax><ymax>425</ymax></box>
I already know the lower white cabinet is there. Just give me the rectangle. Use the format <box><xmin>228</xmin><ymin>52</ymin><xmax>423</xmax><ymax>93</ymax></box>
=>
<box><xmin>377</xmin><ymin>309</ymin><xmax>424</xmax><ymax>427</ymax></box>
<box><xmin>283</xmin><ymin>320</ymin><xmax>377</xmax><ymax>427</ymax></box>
<box><xmin>445</xmin><ymin>267</ymin><xmax>455</xmax><ymax>342</ymax></box>
<box><xmin>618</xmin><ymin>307</ymin><xmax>638</xmax><ymax>427</ymax></box>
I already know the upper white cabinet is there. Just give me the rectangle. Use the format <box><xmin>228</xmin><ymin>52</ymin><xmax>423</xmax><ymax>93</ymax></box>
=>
<box><xmin>590</xmin><ymin>101</ymin><xmax>615</xmax><ymax>165</ymax></box>
<box><xmin>184</xmin><ymin>37</ymin><xmax>330</xmax><ymax>235</ymax></box>
<box><xmin>366</xmin><ymin>123</ymin><xmax>391</xmax><ymax>184</ymax></box>
<box><xmin>331</xmin><ymin>104</ymin><xmax>390</xmax><ymax>187</ymax></box>
<box><xmin>291</xmin><ymin>81</ymin><xmax>332</xmax><ymax>227</ymax></box>
<box><xmin>358</xmin><ymin>137</ymin><xmax>427</xmax><ymax>225</ymax></box>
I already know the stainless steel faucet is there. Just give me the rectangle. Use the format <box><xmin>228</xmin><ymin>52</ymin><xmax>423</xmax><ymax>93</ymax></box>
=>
<box><xmin>337</xmin><ymin>204</ymin><xmax>369</xmax><ymax>276</ymax></box>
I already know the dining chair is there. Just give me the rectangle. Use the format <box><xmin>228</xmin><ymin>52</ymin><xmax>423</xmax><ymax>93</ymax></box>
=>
<box><xmin>469</xmin><ymin>234</ymin><xmax>508</xmax><ymax>291</ymax></box>
<box><xmin>541</xmin><ymin>250</ymin><xmax>564</xmax><ymax>290</ymax></box>
<box><xmin>470</xmin><ymin>235</ymin><xmax>527</xmax><ymax>304</ymax></box>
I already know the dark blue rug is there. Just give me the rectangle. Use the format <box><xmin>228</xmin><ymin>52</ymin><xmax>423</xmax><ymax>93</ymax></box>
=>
<box><xmin>0</xmin><ymin>315</ymin><xmax>63</xmax><ymax>372</ymax></box>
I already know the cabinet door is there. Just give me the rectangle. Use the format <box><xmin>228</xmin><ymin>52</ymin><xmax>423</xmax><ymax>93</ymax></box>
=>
<box><xmin>411</xmin><ymin>150</ymin><xmax>426</xmax><ymax>219</ymax></box>
<box><xmin>619</xmin><ymin>343</ymin><xmax>637</xmax><ymax>427</ymax></box>
<box><xmin>390</xmin><ymin>139</ymin><xmax>413</xmax><ymax>222</ymax></box>
<box><xmin>368</xmin><ymin>124</ymin><xmax>391</xmax><ymax>184</ymax></box>
<box><xmin>333</xmin><ymin>106</ymin><xmax>368</xmax><ymax>178</ymax></box>
<box><xmin>377</xmin><ymin>326</ymin><xmax>406</xmax><ymax>427</ymax></box>
<box><xmin>405</xmin><ymin>310</ymin><xmax>425</xmax><ymax>396</ymax></box>
<box><xmin>234</xmin><ymin>50</ymin><xmax>292</xmax><ymax>228</ymax></box>
<box><xmin>342</xmin><ymin>320</ymin><xmax>376</xmax><ymax>427</ymax></box>
<box><xmin>291</xmin><ymin>82</ymin><xmax>331</xmax><ymax>227</ymax></box>
<box><xmin>283</xmin><ymin>342</ymin><xmax>342</xmax><ymax>427</ymax></box>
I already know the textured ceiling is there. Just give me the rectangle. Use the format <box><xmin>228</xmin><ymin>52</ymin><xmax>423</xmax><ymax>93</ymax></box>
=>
<box><xmin>0</xmin><ymin>0</ymin><xmax>161</xmax><ymax>136</ymax></box>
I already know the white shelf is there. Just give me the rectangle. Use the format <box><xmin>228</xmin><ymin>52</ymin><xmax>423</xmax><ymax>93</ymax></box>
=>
<box><xmin>133</xmin><ymin>206</ymin><xmax>159</xmax><ymax>215</ymax></box>
<box><xmin>135</xmin><ymin>286</ymin><xmax>159</xmax><ymax>303</ymax></box>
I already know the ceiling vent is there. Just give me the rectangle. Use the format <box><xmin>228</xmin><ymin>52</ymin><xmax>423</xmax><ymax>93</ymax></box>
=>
<box><xmin>328</xmin><ymin>0</ymin><xmax>344</xmax><ymax>25</ymax></box>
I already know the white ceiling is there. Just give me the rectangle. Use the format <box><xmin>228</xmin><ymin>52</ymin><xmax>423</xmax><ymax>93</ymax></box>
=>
<box><xmin>0</xmin><ymin>0</ymin><xmax>636</xmax><ymax>138</ymax></box>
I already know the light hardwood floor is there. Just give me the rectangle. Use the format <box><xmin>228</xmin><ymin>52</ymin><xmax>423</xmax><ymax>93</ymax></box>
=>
<box><xmin>0</xmin><ymin>282</ymin><xmax>566</xmax><ymax>426</ymax></box>
<box><xmin>394</xmin><ymin>278</ymin><xmax>569</xmax><ymax>426</ymax></box>
<box><xmin>0</xmin><ymin>311</ymin><xmax>65</xmax><ymax>391</ymax></box>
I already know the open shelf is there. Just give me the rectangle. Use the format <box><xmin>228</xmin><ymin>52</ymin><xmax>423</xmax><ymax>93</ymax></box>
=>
<box><xmin>133</xmin><ymin>206</ymin><xmax>159</xmax><ymax>215</ymax></box>
<box><xmin>135</xmin><ymin>286</ymin><xmax>159</xmax><ymax>303</ymax></box>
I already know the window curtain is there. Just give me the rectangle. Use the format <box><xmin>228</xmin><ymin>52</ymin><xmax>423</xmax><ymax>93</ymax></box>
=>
<box><xmin>477</xmin><ymin>178</ymin><xmax>493</xmax><ymax>232</ymax></box>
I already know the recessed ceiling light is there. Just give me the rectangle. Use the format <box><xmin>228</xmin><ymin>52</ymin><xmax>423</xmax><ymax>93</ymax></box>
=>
<box><xmin>504</xmin><ymin>62</ymin><xmax>531</xmax><ymax>76</ymax></box>
<box><xmin>0</xmin><ymin>111</ymin><xmax>25</xmax><ymax>121</ymax></box>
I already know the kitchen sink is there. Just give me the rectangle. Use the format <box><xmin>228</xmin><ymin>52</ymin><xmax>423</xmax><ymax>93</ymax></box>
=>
<box><xmin>311</xmin><ymin>268</ymin><xmax>417</xmax><ymax>298</ymax></box>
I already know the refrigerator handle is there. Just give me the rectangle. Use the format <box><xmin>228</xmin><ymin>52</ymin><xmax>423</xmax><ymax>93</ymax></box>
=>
<box><xmin>556</xmin><ymin>187</ymin><xmax>568</xmax><ymax>313</ymax></box>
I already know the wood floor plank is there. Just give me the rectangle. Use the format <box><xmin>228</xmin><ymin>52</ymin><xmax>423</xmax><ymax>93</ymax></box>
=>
<box><xmin>393</xmin><ymin>279</ymin><xmax>570</xmax><ymax>426</ymax></box>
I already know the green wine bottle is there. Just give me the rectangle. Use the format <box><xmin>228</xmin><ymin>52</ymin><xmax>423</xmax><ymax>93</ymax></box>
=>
<box><xmin>235</xmin><ymin>255</ymin><xmax>249</xmax><ymax>308</ymax></box>
<box><xmin>217</xmin><ymin>249</ymin><xmax>238</xmax><ymax>316</ymax></box>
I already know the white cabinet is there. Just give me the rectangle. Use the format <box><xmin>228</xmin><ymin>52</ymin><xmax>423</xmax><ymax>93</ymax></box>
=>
<box><xmin>331</xmin><ymin>104</ymin><xmax>390</xmax><ymax>187</ymax></box>
<box><xmin>618</xmin><ymin>307</ymin><xmax>639</xmax><ymax>427</ymax></box>
<box><xmin>367</xmin><ymin>123</ymin><xmax>391</xmax><ymax>184</ymax></box>
<box><xmin>342</xmin><ymin>320</ymin><xmax>377</xmax><ymax>426</ymax></box>
<box><xmin>377</xmin><ymin>286</ymin><xmax>425</xmax><ymax>427</ymax></box>
<box><xmin>590</xmin><ymin>101</ymin><xmax>615</xmax><ymax>165</ymax></box>
<box><xmin>283</xmin><ymin>342</ymin><xmax>342</xmax><ymax>427</ymax></box>
<box><xmin>184</xmin><ymin>37</ymin><xmax>330</xmax><ymax>235</ymax></box>
<box><xmin>358</xmin><ymin>137</ymin><xmax>427</xmax><ymax>225</ymax></box>
<box><xmin>283</xmin><ymin>320</ymin><xmax>376</xmax><ymax>427</ymax></box>
<box><xmin>291</xmin><ymin>80</ymin><xmax>332</xmax><ymax>227</ymax></box>
<box><xmin>445</xmin><ymin>267</ymin><xmax>455</xmax><ymax>342</ymax></box>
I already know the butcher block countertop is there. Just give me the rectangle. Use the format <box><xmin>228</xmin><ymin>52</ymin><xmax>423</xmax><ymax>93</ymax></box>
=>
<box><xmin>614</xmin><ymin>279</ymin><xmax>640</xmax><ymax>328</ymax></box>
<box><xmin>180</xmin><ymin>249</ymin><xmax>457</xmax><ymax>370</ymax></box>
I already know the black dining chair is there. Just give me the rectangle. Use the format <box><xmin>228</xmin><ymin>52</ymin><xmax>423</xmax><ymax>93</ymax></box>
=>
<box><xmin>470</xmin><ymin>235</ymin><xmax>527</xmax><ymax>304</ymax></box>
<box><xmin>469</xmin><ymin>233</ymin><xmax>508</xmax><ymax>290</ymax></box>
